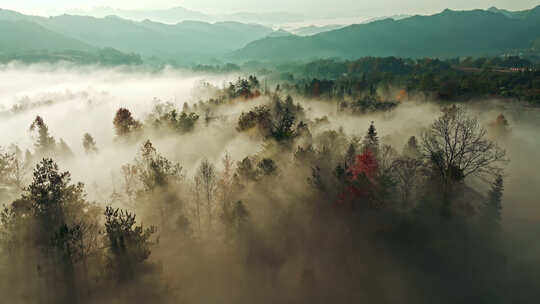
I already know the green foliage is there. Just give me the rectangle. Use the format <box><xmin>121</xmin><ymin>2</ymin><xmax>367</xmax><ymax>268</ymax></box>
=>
<box><xmin>226</xmin><ymin>76</ymin><xmax>261</xmax><ymax>99</ymax></box>
<box><xmin>264</xmin><ymin>56</ymin><xmax>540</xmax><ymax>104</ymax></box>
<box><xmin>231</xmin><ymin>7</ymin><xmax>540</xmax><ymax>61</ymax></box>
<box><xmin>150</xmin><ymin>108</ymin><xmax>200</xmax><ymax>134</ymax></box>
<box><xmin>104</xmin><ymin>206</ymin><xmax>156</xmax><ymax>281</ymax></box>
<box><xmin>237</xmin><ymin>95</ymin><xmax>305</xmax><ymax>142</ymax></box>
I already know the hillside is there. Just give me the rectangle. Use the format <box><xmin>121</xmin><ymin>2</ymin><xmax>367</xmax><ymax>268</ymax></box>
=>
<box><xmin>0</xmin><ymin>9</ymin><xmax>275</xmax><ymax>64</ymax></box>
<box><xmin>0</xmin><ymin>20</ymin><xmax>94</xmax><ymax>54</ymax></box>
<box><xmin>230</xmin><ymin>6</ymin><xmax>540</xmax><ymax>62</ymax></box>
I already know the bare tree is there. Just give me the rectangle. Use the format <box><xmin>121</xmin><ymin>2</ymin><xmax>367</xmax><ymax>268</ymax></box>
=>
<box><xmin>218</xmin><ymin>152</ymin><xmax>234</xmax><ymax>216</ymax></box>
<box><xmin>194</xmin><ymin>175</ymin><xmax>202</xmax><ymax>235</ymax></box>
<box><xmin>421</xmin><ymin>106</ymin><xmax>507</xmax><ymax>210</ymax></box>
<box><xmin>196</xmin><ymin>159</ymin><xmax>216</xmax><ymax>232</ymax></box>
<box><xmin>392</xmin><ymin>157</ymin><xmax>423</xmax><ymax>208</ymax></box>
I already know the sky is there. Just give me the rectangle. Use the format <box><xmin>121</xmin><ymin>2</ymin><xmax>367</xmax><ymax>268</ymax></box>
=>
<box><xmin>0</xmin><ymin>0</ymin><xmax>538</xmax><ymax>17</ymax></box>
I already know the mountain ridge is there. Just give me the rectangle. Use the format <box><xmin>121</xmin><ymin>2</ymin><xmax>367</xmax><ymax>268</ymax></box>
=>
<box><xmin>229</xmin><ymin>6</ymin><xmax>540</xmax><ymax>62</ymax></box>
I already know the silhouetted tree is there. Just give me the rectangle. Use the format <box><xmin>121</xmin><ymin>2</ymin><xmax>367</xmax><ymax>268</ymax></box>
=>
<box><xmin>196</xmin><ymin>159</ymin><xmax>217</xmax><ymax>231</ymax></box>
<box><xmin>29</xmin><ymin>116</ymin><xmax>55</xmax><ymax>155</ymax></box>
<box><xmin>113</xmin><ymin>108</ymin><xmax>142</xmax><ymax>137</ymax></box>
<box><xmin>482</xmin><ymin>175</ymin><xmax>504</xmax><ymax>233</ymax></box>
<box><xmin>82</xmin><ymin>133</ymin><xmax>98</xmax><ymax>154</ymax></box>
<box><xmin>257</xmin><ymin>158</ymin><xmax>277</xmax><ymax>176</ymax></box>
<box><xmin>104</xmin><ymin>206</ymin><xmax>156</xmax><ymax>282</ymax></box>
<box><xmin>133</xmin><ymin>140</ymin><xmax>184</xmax><ymax>228</ymax></box>
<box><xmin>362</xmin><ymin>121</ymin><xmax>379</xmax><ymax>155</ymax></box>
<box><xmin>421</xmin><ymin>106</ymin><xmax>507</xmax><ymax>216</ymax></box>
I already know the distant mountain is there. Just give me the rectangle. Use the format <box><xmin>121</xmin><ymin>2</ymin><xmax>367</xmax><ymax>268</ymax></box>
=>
<box><xmin>0</xmin><ymin>19</ymin><xmax>93</xmax><ymax>53</ymax></box>
<box><xmin>219</xmin><ymin>12</ymin><xmax>305</xmax><ymax>25</ymax></box>
<box><xmin>487</xmin><ymin>6</ymin><xmax>534</xmax><ymax>19</ymax></box>
<box><xmin>230</xmin><ymin>6</ymin><xmax>540</xmax><ymax>62</ymax></box>
<box><xmin>0</xmin><ymin>9</ymin><xmax>276</xmax><ymax>64</ymax></box>
<box><xmin>266</xmin><ymin>29</ymin><xmax>294</xmax><ymax>38</ymax></box>
<box><xmin>67</xmin><ymin>6</ymin><xmax>212</xmax><ymax>23</ymax></box>
<box><xmin>66</xmin><ymin>6</ymin><xmax>305</xmax><ymax>25</ymax></box>
<box><xmin>292</xmin><ymin>25</ymin><xmax>344</xmax><ymax>36</ymax></box>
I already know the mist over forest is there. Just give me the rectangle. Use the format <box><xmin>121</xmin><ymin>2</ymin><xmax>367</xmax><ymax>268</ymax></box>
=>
<box><xmin>1</xmin><ymin>2</ymin><xmax>540</xmax><ymax>304</ymax></box>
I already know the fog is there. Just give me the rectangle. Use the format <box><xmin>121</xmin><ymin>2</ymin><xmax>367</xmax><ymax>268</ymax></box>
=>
<box><xmin>1</xmin><ymin>63</ymin><xmax>539</xmax><ymax>303</ymax></box>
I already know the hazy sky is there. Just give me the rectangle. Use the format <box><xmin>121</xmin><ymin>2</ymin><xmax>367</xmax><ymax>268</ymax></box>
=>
<box><xmin>1</xmin><ymin>0</ymin><xmax>538</xmax><ymax>17</ymax></box>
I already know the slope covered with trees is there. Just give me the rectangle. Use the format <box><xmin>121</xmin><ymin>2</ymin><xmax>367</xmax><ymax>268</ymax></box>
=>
<box><xmin>0</xmin><ymin>9</ymin><xmax>275</xmax><ymax>64</ymax></box>
<box><xmin>0</xmin><ymin>20</ymin><xmax>94</xmax><ymax>53</ymax></box>
<box><xmin>230</xmin><ymin>6</ymin><xmax>540</xmax><ymax>62</ymax></box>
<box><xmin>2</xmin><ymin>72</ymin><xmax>539</xmax><ymax>303</ymax></box>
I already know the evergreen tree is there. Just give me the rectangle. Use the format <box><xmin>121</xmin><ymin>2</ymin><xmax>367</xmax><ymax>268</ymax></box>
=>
<box><xmin>29</xmin><ymin>116</ymin><xmax>56</xmax><ymax>155</ymax></box>
<box><xmin>483</xmin><ymin>175</ymin><xmax>504</xmax><ymax>232</ymax></box>
<box><xmin>403</xmin><ymin>136</ymin><xmax>421</xmax><ymax>159</ymax></box>
<box><xmin>362</xmin><ymin>121</ymin><xmax>379</xmax><ymax>155</ymax></box>
<box><xmin>104</xmin><ymin>206</ymin><xmax>156</xmax><ymax>282</ymax></box>
<box><xmin>82</xmin><ymin>133</ymin><xmax>98</xmax><ymax>154</ymax></box>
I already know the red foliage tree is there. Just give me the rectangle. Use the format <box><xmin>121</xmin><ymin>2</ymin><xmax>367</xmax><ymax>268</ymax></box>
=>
<box><xmin>350</xmin><ymin>150</ymin><xmax>378</xmax><ymax>181</ymax></box>
<box><xmin>338</xmin><ymin>150</ymin><xmax>379</xmax><ymax>209</ymax></box>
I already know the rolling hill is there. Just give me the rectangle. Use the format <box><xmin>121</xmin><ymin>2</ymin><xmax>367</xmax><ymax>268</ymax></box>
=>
<box><xmin>0</xmin><ymin>9</ymin><xmax>275</xmax><ymax>64</ymax></box>
<box><xmin>229</xmin><ymin>6</ymin><xmax>540</xmax><ymax>62</ymax></box>
<box><xmin>0</xmin><ymin>20</ymin><xmax>94</xmax><ymax>54</ymax></box>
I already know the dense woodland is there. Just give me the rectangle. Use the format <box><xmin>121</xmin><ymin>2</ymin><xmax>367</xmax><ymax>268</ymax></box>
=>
<box><xmin>255</xmin><ymin>56</ymin><xmax>540</xmax><ymax>104</ymax></box>
<box><xmin>2</xmin><ymin>71</ymin><xmax>537</xmax><ymax>304</ymax></box>
<box><xmin>1</xmin><ymin>2</ymin><xmax>540</xmax><ymax>302</ymax></box>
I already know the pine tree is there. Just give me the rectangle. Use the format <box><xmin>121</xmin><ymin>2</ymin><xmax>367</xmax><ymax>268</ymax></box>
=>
<box><xmin>403</xmin><ymin>136</ymin><xmax>421</xmax><ymax>159</ymax></box>
<box><xmin>483</xmin><ymin>175</ymin><xmax>504</xmax><ymax>231</ymax></box>
<box><xmin>82</xmin><ymin>133</ymin><xmax>98</xmax><ymax>154</ymax></box>
<box><xmin>362</xmin><ymin>121</ymin><xmax>379</xmax><ymax>155</ymax></box>
<box><xmin>29</xmin><ymin>116</ymin><xmax>56</xmax><ymax>155</ymax></box>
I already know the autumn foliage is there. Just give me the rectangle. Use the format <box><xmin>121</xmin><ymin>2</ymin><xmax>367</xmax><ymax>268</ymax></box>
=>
<box><xmin>350</xmin><ymin>150</ymin><xmax>378</xmax><ymax>181</ymax></box>
<box><xmin>339</xmin><ymin>150</ymin><xmax>379</xmax><ymax>209</ymax></box>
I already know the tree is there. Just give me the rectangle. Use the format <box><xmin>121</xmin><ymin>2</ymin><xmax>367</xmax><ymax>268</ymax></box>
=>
<box><xmin>351</xmin><ymin>150</ymin><xmax>378</xmax><ymax>182</ymax></box>
<box><xmin>421</xmin><ymin>106</ymin><xmax>507</xmax><ymax>215</ymax></box>
<box><xmin>29</xmin><ymin>116</ymin><xmax>56</xmax><ymax>155</ymax></box>
<box><xmin>403</xmin><ymin>136</ymin><xmax>422</xmax><ymax>159</ymax></box>
<box><xmin>362</xmin><ymin>121</ymin><xmax>379</xmax><ymax>155</ymax></box>
<box><xmin>14</xmin><ymin>159</ymin><xmax>98</xmax><ymax>300</ymax></box>
<box><xmin>104</xmin><ymin>206</ymin><xmax>156</xmax><ymax>282</ymax></box>
<box><xmin>232</xmin><ymin>201</ymin><xmax>249</xmax><ymax>232</ymax></box>
<box><xmin>482</xmin><ymin>175</ymin><xmax>504</xmax><ymax>232</ymax></box>
<box><xmin>82</xmin><ymin>133</ymin><xmax>98</xmax><ymax>154</ymax></box>
<box><xmin>132</xmin><ymin>140</ymin><xmax>184</xmax><ymax>228</ymax></box>
<box><xmin>113</xmin><ymin>108</ymin><xmax>142</xmax><ymax>137</ymax></box>
<box><xmin>218</xmin><ymin>152</ymin><xmax>234</xmax><ymax>220</ymax></box>
<box><xmin>392</xmin><ymin>157</ymin><xmax>423</xmax><ymax>208</ymax></box>
<box><xmin>345</xmin><ymin>143</ymin><xmax>356</xmax><ymax>168</ymax></box>
<box><xmin>489</xmin><ymin>113</ymin><xmax>510</xmax><ymax>138</ymax></box>
<box><xmin>272</xmin><ymin>106</ymin><xmax>296</xmax><ymax>141</ymax></box>
<box><xmin>339</xmin><ymin>150</ymin><xmax>380</xmax><ymax>210</ymax></box>
<box><xmin>257</xmin><ymin>158</ymin><xmax>277</xmax><ymax>176</ymax></box>
<box><xmin>196</xmin><ymin>159</ymin><xmax>217</xmax><ymax>231</ymax></box>
<box><xmin>235</xmin><ymin>157</ymin><xmax>258</xmax><ymax>183</ymax></box>
<box><xmin>0</xmin><ymin>148</ymin><xmax>25</xmax><ymax>195</ymax></box>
